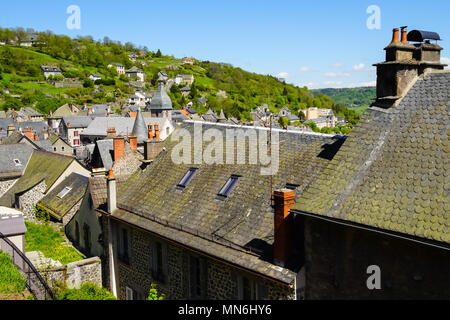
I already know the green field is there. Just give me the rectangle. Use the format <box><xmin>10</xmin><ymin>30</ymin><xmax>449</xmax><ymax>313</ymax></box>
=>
<box><xmin>0</xmin><ymin>250</ymin><xmax>26</xmax><ymax>294</ymax></box>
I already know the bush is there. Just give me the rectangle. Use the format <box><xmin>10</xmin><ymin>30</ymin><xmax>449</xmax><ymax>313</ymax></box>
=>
<box><xmin>147</xmin><ymin>284</ymin><xmax>165</xmax><ymax>300</ymax></box>
<box><xmin>33</xmin><ymin>203</ymin><xmax>50</xmax><ymax>222</ymax></box>
<box><xmin>83</xmin><ymin>79</ymin><xmax>94</xmax><ymax>88</ymax></box>
<box><xmin>55</xmin><ymin>283</ymin><xmax>116</xmax><ymax>300</ymax></box>
<box><xmin>0</xmin><ymin>250</ymin><xmax>26</xmax><ymax>294</ymax></box>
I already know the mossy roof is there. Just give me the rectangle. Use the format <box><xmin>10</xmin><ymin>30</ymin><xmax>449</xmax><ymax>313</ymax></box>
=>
<box><xmin>113</xmin><ymin>122</ymin><xmax>344</xmax><ymax>283</ymax></box>
<box><xmin>38</xmin><ymin>173</ymin><xmax>89</xmax><ymax>219</ymax></box>
<box><xmin>0</xmin><ymin>150</ymin><xmax>75</xmax><ymax>207</ymax></box>
<box><xmin>293</xmin><ymin>72</ymin><xmax>450</xmax><ymax>245</ymax></box>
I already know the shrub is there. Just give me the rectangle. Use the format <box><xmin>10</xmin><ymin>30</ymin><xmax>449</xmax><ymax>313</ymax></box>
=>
<box><xmin>55</xmin><ymin>283</ymin><xmax>116</xmax><ymax>300</ymax></box>
<box><xmin>34</xmin><ymin>203</ymin><xmax>51</xmax><ymax>222</ymax></box>
<box><xmin>147</xmin><ymin>284</ymin><xmax>165</xmax><ymax>300</ymax></box>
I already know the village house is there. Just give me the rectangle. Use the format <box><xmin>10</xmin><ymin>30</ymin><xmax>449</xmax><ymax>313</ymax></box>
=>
<box><xmin>0</xmin><ymin>207</ymin><xmax>27</xmax><ymax>268</ymax></box>
<box><xmin>40</xmin><ymin>66</ymin><xmax>63</xmax><ymax>79</ymax></box>
<box><xmin>291</xmin><ymin>28</ymin><xmax>450</xmax><ymax>299</ymax></box>
<box><xmin>145</xmin><ymin>83</ymin><xmax>173</xmax><ymax>120</ymax></box>
<box><xmin>0</xmin><ymin>144</ymin><xmax>34</xmax><ymax>199</ymax></box>
<box><xmin>36</xmin><ymin>172</ymin><xmax>89</xmax><ymax>226</ymax></box>
<box><xmin>182</xmin><ymin>57</ymin><xmax>196</xmax><ymax>65</ymax></box>
<box><xmin>108</xmin><ymin>63</ymin><xmax>125</xmax><ymax>76</ymax></box>
<box><xmin>97</xmin><ymin>121</ymin><xmax>344</xmax><ymax>300</ymax></box>
<box><xmin>0</xmin><ymin>150</ymin><xmax>89</xmax><ymax>217</ymax></box>
<box><xmin>47</xmin><ymin>103</ymin><xmax>81</xmax><ymax>134</ymax></box>
<box><xmin>180</xmin><ymin>86</ymin><xmax>191</xmax><ymax>97</ymax></box>
<box><xmin>59</xmin><ymin>116</ymin><xmax>94</xmax><ymax>147</ymax></box>
<box><xmin>126</xmin><ymin>66</ymin><xmax>145</xmax><ymax>82</ymax></box>
<box><xmin>89</xmin><ymin>74</ymin><xmax>102</xmax><ymax>82</ymax></box>
<box><xmin>49</xmin><ymin>135</ymin><xmax>74</xmax><ymax>156</ymax></box>
<box><xmin>278</xmin><ymin>107</ymin><xmax>299</xmax><ymax>122</ymax></box>
<box><xmin>175</xmin><ymin>74</ymin><xmax>195</xmax><ymax>86</ymax></box>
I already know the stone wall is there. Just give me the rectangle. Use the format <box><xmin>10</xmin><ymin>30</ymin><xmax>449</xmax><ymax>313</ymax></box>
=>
<box><xmin>42</xmin><ymin>256</ymin><xmax>102</xmax><ymax>289</ymax></box>
<box><xmin>108</xmin><ymin>220</ymin><xmax>295</xmax><ymax>300</ymax></box>
<box><xmin>61</xmin><ymin>199</ymin><xmax>82</xmax><ymax>226</ymax></box>
<box><xmin>303</xmin><ymin>217</ymin><xmax>450</xmax><ymax>299</ymax></box>
<box><xmin>18</xmin><ymin>180</ymin><xmax>47</xmax><ymax>218</ymax></box>
<box><xmin>53</xmin><ymin>82</ymin><xmax>83</xmax><ymax>88</ymax></box>
<box><xmin>0</xmin><ymin>178</ymin><xmax>18</xmax><ymax>198</ymax></box>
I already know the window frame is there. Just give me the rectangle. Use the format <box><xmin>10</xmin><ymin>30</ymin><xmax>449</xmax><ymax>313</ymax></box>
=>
<box><xmin>57</xmin><ymin>186</ymin><xmax>72</xmax><ymax>199</ymax></box>
<box><xmin>118</xmin><ymin>227</ymin><xmax>130</xmax><ymax>265</ymax></box>
<box><xmin>216</xmin><ymin>175</ymin><xmax>240</xmax><ymax>200</ymax></box>
<box><xmin>176</xmin><ymin>168</ymin><xmax>198</xmax><ymax>190</ymax></box>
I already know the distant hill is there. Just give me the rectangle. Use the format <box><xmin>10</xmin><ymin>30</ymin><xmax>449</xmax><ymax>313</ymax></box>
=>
<box><xmin>312</xmin><ymin>87</ymin><xmax>376</xmax><ymax>114</ymax></box>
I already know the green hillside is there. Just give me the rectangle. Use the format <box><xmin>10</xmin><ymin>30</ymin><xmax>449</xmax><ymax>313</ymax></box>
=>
<box><xmin>312</xmin><ymin>87</ymin><xmax>376</xmax><ymax>115</ymax></box>
<box><xmin>0</xmin><ymin>27</ymin><xmax>359</xmax><ymax>128</ymax></box>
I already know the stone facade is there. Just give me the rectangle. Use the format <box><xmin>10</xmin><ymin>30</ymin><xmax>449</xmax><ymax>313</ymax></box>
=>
<box><xmin>61</xmin><ymin>199</ymin><xmax>82</xmax><ymax>226</ymax></box>
<box><xmin>303</xmin><ymin>217</ymin><xmax>450</xmax><ymax>299</ymax></box>
<box><xmin>0</xmin><ymin>179</ymin><xmax>18</xmax><ymax>198</ymax></box>
<box><xmin>106</xmin><ymin>219</ymin><xmax>295</xmax><ymax>300</ymax></box>
<box><xmin>17</xmin><ymin>180</ymin><xmax>47</xmax><ymax>218</ymax></box>
<box><xmin>41</xmin><ymin>256</ymin><xmax>102</xmax><ymax>289</ymax></box>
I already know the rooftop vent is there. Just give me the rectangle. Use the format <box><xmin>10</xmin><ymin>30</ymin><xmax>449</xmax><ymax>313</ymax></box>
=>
<box><xmin>407</xmin><ymin>30</ymin><xmax>442</xmax><ymax>43</ymax></box>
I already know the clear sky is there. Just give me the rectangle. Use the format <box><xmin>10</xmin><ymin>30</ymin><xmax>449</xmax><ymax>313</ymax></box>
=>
<box><xmin>1</xmin><ymin>0</ymin><xmax>449</xmax><ymax>89</ymax></box>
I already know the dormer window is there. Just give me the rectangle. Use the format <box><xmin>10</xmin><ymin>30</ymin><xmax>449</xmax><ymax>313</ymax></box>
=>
<box><xmin>57</xmin><ymin>187</ymin><xmax>72</xmax><ymax>199</ymax></box>
<box><xmin>285</xmin><ymin>183</ymin><xmax>300</xmax><ymax>194</ymax></box>
<box><xmin>217</xmin><ymin>175</ymin><xmax>240</xmax><ymax>200</ymax></box>
<box><xmin>176</xmin><ymin>168</ymin><xmax>197</xmax><ymax>190</ymax></box>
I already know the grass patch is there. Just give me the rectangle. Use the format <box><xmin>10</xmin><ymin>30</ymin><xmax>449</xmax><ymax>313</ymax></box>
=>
<box><xmin>351</xmin><ymin>105</ymin><xmax>370</xmax><ymax>115</ymax></box>
<box><xmin>25</xmin><ymin>222</ymin><xmax>84</xmax><ymax>265</ymax></box>
<box><xmin>0</xmin><ymin>250</ymin><xmax>26</xmax><ymax>294</ymax></box>
<box><xmin>55</xmin><ymin>283</ymin><xmax>116</xmax><ymax>300</ymax></box>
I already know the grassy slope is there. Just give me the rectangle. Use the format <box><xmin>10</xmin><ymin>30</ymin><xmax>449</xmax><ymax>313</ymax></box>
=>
<box><xmin>0</xmin><ymin>250</ymin><xmax>26</xmax><ymax>294</ymax></box>
<box><xmin>312</xmin><ymin>87</ymin><xmax>376</xmax><ymax>114</ymax></box>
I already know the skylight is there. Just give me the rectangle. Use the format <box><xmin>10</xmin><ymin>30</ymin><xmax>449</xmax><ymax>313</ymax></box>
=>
<box><xmin>13</xmin><ymin>159</ymin><xmax>21</xmax><ymax>166</ymax></box>
<box><xmin>217</xmin><ymin>175</ymin><xmax>240</xmax><ymax>200</ymax></box>
<box><xmin>285</xmin><ymin>183</ymin><xmax>300</xmax><ymax>192</ymax></box>
<box><xmin>176</xmin><ymin>168</ymin><xmax>197</xmax><ymax>190</ymax></box>
<box><xmin>57</xmin><ymin>187</ymin><xmax>72</xmax><ymax>199</ymax></box>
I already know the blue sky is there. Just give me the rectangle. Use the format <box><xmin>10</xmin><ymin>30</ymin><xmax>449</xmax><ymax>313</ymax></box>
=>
<box><xmin>1</xmin><ymin>0</ymin><xmax>449</xmax><ymax>89</ymax></box>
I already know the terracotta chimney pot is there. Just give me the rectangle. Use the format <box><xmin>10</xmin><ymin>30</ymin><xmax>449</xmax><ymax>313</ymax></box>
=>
<box><xmin>148</xmin><ymin>124</ymin><xmax>153</xmax><ymax>139</ymax></box>
<box><xmin>391</xmin><ymin>28</ymin><xmax>400</xmax><ymax>44</ymax></box>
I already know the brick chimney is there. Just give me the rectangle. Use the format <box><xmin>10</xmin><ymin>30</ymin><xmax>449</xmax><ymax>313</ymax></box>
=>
<box><xmin>107</xmin><ymin>169</ymin><xmax>117</xmax><ymax>214</ymax></box>
<box><xmin>113</xmin><ymin>136</ymin><xmax>125</xmax><ymax>161</ymax></box>
<box><xmin>273</xmin><ymin>189</ymin><xmax>295</xmax><ymax>267</ymax></box>
<box><xmin>154</xmin><ymin>123</ymin><xmax>160</xmax><ymax>139</ymax></box>
<box><xmin>129</xmin><ymin>135</ymin><xmax>138</xmax><ymax>151</ymax></box>
<box><xmin>23</xmin><ymin>127</ymin><xmax>34</xmax><ymax>141</ymax></box>
<box><xmin>374</xmin><ymin>27</ymin><xmax>446</xmax><ymax>108</ymax></box>
<box><xmin>107</xmin><ymin>127</ymin><xmax>117</xmax><ymax>137</ymax></box>
<box><xmin>7</xmin><ymin>123</ymin><xmax>16</xmax><ymax>137</ymax></box>
<box><xmin>67</xmin><ymin>122</ymin><xmax>71</xmax><ymax>128</ymax></box>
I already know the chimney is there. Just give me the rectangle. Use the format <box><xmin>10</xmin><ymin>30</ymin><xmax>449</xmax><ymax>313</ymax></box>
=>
<box><xmin>7</xmin><ymin>123</ymin><xmax>16</xmax><ymax>137</ymax></box>
<box><xmin>129</xmin><ymin>135</ymin><xmax>138</xmax><ymax>151</ymax></box>
<box><xmin>148</xmin><ymin>124</ymin><xmax>153</xmax><ymax>139</ymax></box>
<box><xmin>154</xmin><ymin>124</ymin><xmax>160</xmax><ymax>139</ymax></box>
<box><xmin>107</xmin><ymin>127</ymin><xmax>117</xmax><ymax>137</ymax></box>
<box><xmin>143</xmin><ymin>137</ymin><xmax>164</xmax><ymax>162</ymax></box>
<box><xmin>273</xmin><ymin>189</ymin><xmax>295</xmax><ymax>267</ymax></box>
<box><xmin>107</xmin><ymin>169</ymin><xmax>117</xmax><ymax>214</ymax></box>
<box><xmin>88</xmin><ymin>107</ymin><xmax>93</xmax><ymax>115</ymax></box>
<box><xmin>67</xmin><ymin>122</ymin><xmax>71</xmax><ymax>128</ymax></box>
<box><xmin>113</xmin><ymin>136</ymin><xmax>125</xmax><ymax>161</ymax></box>
<box><xmin>373</xmin><ymin>27</ymin><xmax>446</xmax><ymax>108</ymax></box>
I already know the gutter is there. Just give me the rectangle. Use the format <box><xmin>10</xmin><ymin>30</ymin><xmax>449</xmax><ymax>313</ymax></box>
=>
<box><xmin>291</xmin><ymin>209</ymin><xmax>450</xmax><ymax>252</ymax></box>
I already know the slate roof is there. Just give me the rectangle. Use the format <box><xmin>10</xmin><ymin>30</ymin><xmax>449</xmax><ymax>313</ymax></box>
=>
<box><xmin>293</xmin><ymin>71</ymin><xmax>450</xmax><ymax>245</ymax></box>
<box><xmin>51</xmin><ymin>104</ymin><xmax>80</xmax><ymax>118</ymax></box>
<box><xmin>62</xmin><ymin>116</ymin><xmax>93</xmax><ymax>128</ymax></box>
<box><xmin>0</xmin><ymin>151</ymin><xmax>75</xmax><ymax>207</ymax></box>
<box><xmin>0</xmin><ymin>207</ymin><xmax>26</xmax><ymax>236</ymax></box>
<box><xmin>91</xmin><ymin>139</ymin><xmax>114</xmax><ymax>170</ymax></box>
<box><xmin>41</xmin><ymin>66</ymin><xmax>62</xmax><ymax>73</ymax></box>
<box><xmin>148</xmin><ymin>84</ymin><xmax>173</xmax><ymax>111</ymax></box>
<box><xmin>0</xmin><ymin>144</ymin><xmax>34</xmax><ymax>179</ymax></box>
<box><xmin>132</xmin><ymin>109</ymin><xmax>148</xmax><ymax>143</ymax></box>
<box><xmin>112</xmin><ymin>121</ymin><xmax>344</xmax><ymax>284</ymax></box>
<box><xmin>38</xmin><ymin>173</ymin><xmax>89</xmax><ymax>220</ymax></box>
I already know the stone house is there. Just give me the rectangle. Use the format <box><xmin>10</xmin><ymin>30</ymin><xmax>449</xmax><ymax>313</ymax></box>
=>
<box><xmin>126</xmin><ymin>66</ymin><xmax>145</xmax><ymax>82</ymax></box>
<box><xmin>59</xmin><ymin>116</ymin><xmax>94</xmax><ymax>147</ymax></box>
<box><xmin>291</xmin><ymin>28</ymin><xmax>450</xmax><ymax>299</ymax></box>
<box><xmin>0</xmin><ymin>150</ymin><xmax>90</xmax><ymax>218</ymax></box>
<box><xmin>41</xmin><ymin>66</ymin><xmax>63</xmax><ymax>79</ymax></box>
<box><xmin>0</xmin><ymin>144</ymin><xmax>34</xmax><ymax>199</ymax></box>
<box><xmin>145</xmin><ymin>84</ymin><xmax>173</xmax><ymax>120</ymax></box>
<box><xmin>37</xmin><ymin>172</ymin><xmax>89</xmax><ymax>225</ymax></box>
<box><xmin>47</xmin><ymin>103</ymin><xmax>81</xmax><ymax>134</ymax></box>
<box><xmin>98</xmin><ymin>121</ymin><xmax>344</xmax><ymax>300</ymax></box>
<box><xmin>175</xmin><ymin>74</ymin><xmax>194</xmax><ymax>86</ymax></box>
<box><xmin>108</xmin><ymin>63</ymin><xmax>125</xmax><ymax>76</ymax></box>
<box><xmin>49</xmin><ymin>135</ymin><xmax>74</xmax><ymax>156</ymax></box>
<box><xmin>89</xmin><ymin>74</ymin><xmax>102</xmax><ymax>81</ymax></box>
<box><xmin>0</xmin><ymin>207</ymin><xmax>27</xmax><ymax>268</ymax></box>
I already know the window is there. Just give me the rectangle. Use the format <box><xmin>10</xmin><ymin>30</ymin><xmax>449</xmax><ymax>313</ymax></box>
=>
<box><xmin>74</xmin><ymin>131</ymin><xmax>79</xmax><ymax>137</ymax></box>
<box><xmin>176</xmin><ymin>168</ymin><xmax>197</xmax><ymax>190</ymax></box>
<box><xmin>53</xmin><ymin>147</ymin><xmax>57</xmax><ymax>152</ymax></box>
<box><xmin>235</xmin><ymin>274</ymin><xmax>268</xmax><ymax>300</ymax></box>
<box><xmin>217</xmin><ymin>175</ymin><xmax>240</xmax><ymax>200</ymax></box>
<box><xmin>73</xmin><ymin>139</ymin><xmax>80</xmax><ymax>146</ymax></box>
<box><xmin>125</xmin><ymin>287</ymin><xmax>134</xmax><ymax>300</ymax></box>
<box><xmin>152</xmin><ymin>241</ymin><xmax>167</xmax><ymax>283</ymax></box>
<box><xmin>13</xmin><ymin>159</ymin><xmax>21</xmax><ymax>166</ymax></box>
<box><xmin>189</xmin><ymin>255</ymin><xmax>207</xmax><ymax>299</ymax></box>
<box><xmin>118</xmin><ymin>227</ymin><xmax>130</xmax><ymax>264</ymax></box>
<box><xmin>57</xmin><ymin>187</ymin><xmax>72</xmax><ymax>199</ymax></box>
<box><xmin>83</xmin><ymin>223</ymin><xmax>91</xmax><ymax>255</ymax></box>
<box><xmin>62</xmin><ymin>147</ymin><xmax>65</xmax><ymax>151</ymax></box>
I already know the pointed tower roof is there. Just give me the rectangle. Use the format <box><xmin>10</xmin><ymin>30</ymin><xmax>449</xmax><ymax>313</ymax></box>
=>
<box><xmin>131</xmin><ymin>108</ymin><xmax>147</xmax><ymax>143</ymax></box>
<box><xmin>149</xmin><ymin>83</ymin><xmax>172</xmax><ymax>111</ymax></box>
